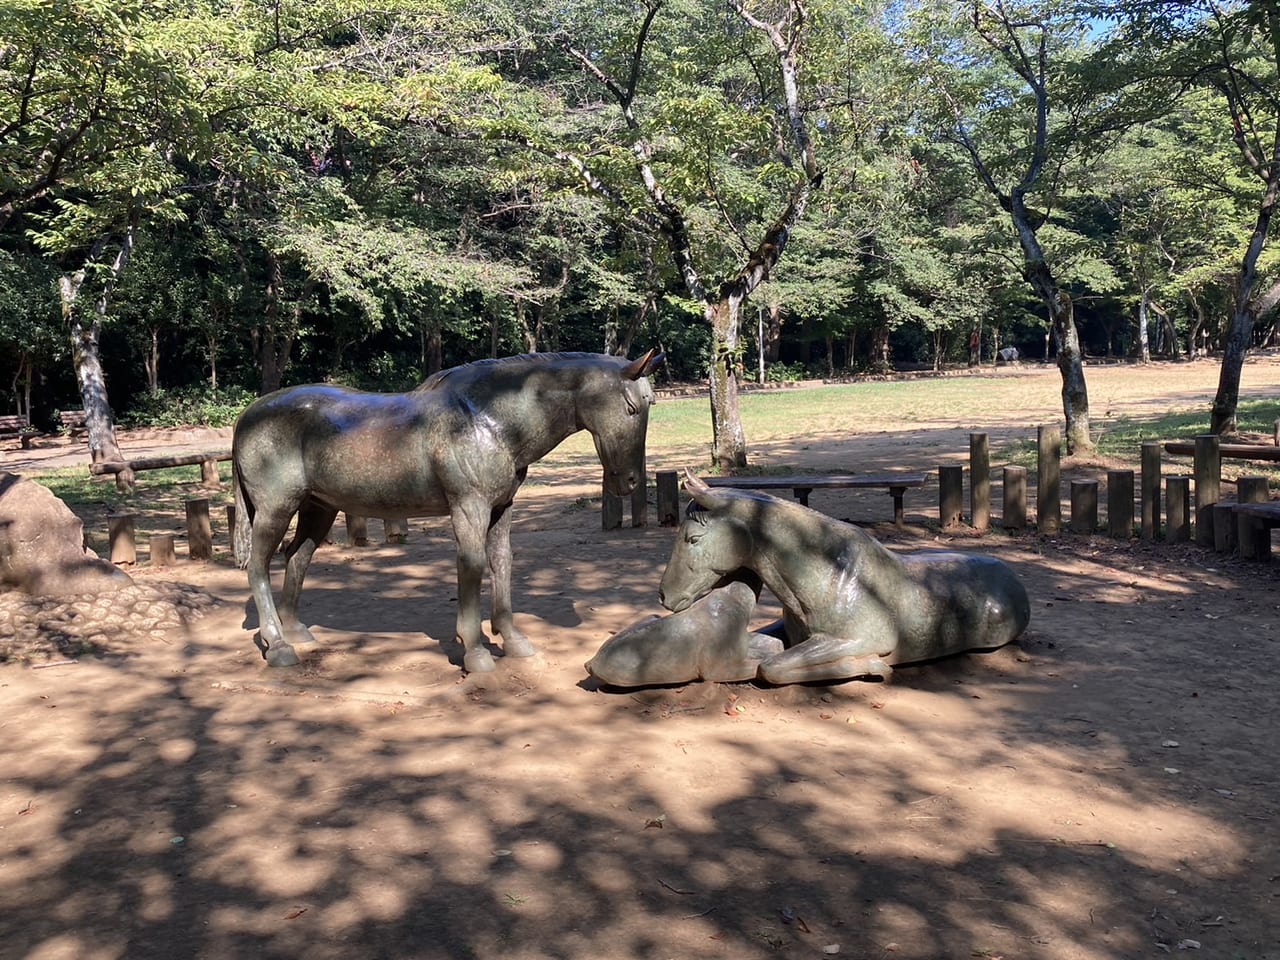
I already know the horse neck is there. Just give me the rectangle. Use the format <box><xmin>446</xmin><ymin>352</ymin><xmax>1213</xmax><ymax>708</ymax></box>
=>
<box><xmin>480</xmin><ymin>370</ymin><xmax>588</xmax><ymax>466</ymax></box>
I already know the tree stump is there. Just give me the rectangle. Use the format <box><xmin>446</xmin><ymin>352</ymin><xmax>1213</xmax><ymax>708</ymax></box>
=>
<box><xmin>969</xmin><ymin>433</ymin><xmax>990</xmax><ymax>532</ymax></box>
<box><xmin>1003</xmin><ymin>465</ymin><xmax>1026</xmax><ymax>530</ymax></box>
<box><xmin>938</xmin><ymin>465</ymin><xmax>964</xmax><ymax>529</ymax></box>
<box><xmin>150</xmin><ymin>533</ymin><xmax>176</xmax><ymax>567</ymax></box>
<box><xmin>1037</xmin><ymin>424</ymin><xmax>1061</xmax><ymax>534</ymax></box>
<box><xmin>1070</xmin><ymin>479</ymin><xmax>1098</xmax><ymax>534</ymax></box>
<box><xmin>656</xmin><ymin>471</ymin><xmax>680</xmax><ymax>526</ymax></box>
<box><xmin>1166</xmin><ymin>476</ymin><xmax>1191</xmax><ymax>543</ymax></box>
<box><xmin>186</xmin><ymin>499</ymin><xmax>213</xmax><ymax>561</ymax></box>
<box><xmin>1193</xmin><ymin>434</ymin><xmax>1220</xmax><ymax>546</ymax></box>
<box><xmin>1140</xmin><ymin>441</ymin><xmax>1161</xmax><ymax>540</ymax></box>
<box><xmin>108</xmin><ymin>514</ymin><xmax>137</xmax><ymax>566</ymax></box>
<box><xmin>1107</xmin><ymin>469</ymin><xmax>1134</xmax><ymax>538</ymax></box>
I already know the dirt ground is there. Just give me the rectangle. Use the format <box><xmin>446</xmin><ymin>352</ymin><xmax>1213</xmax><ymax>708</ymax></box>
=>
<box><xmin>2</xmin><ymin>360</ymin><xmax>1280</xmax><ymax>960</ymax></box>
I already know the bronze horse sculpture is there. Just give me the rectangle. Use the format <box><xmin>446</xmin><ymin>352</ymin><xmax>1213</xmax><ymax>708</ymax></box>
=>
<box><xmin>232</xmin><ymin>350</ymin><xmax>663</xmax><ymax>672</ymax></box>
<box><xmin>599</xmin><ymin>473</ymin><xmax>1030</xmax><ymax>686</ymax></box>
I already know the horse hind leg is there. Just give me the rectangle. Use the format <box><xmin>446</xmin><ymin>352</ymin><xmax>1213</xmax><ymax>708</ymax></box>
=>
<box><xmin>486</xmin><ymin>501</ymin><xmax>534</xmax><ymax>659</ymax></box>
<box><xmin>277</xmin><ymin>501</ymin><xmax>339</xmax><ymax>652</ymax></box>
<box><xmin>245</xmin><ymin>505</ymin><xmax>299</xmax><ymax>667</ymax></box>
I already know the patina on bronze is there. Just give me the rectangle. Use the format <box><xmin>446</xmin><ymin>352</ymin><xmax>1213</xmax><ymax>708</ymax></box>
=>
<box><xmin>602</xmin><ymin>471</ymin><xmax>1031</xmax><ymax>686</ymax></box>
<box><xmin>232</xmin><ymin>350</ymin><xmax>663</xmax><ymax>672</ymax></box>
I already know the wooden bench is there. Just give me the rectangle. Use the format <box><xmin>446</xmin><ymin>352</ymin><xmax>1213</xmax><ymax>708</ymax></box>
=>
<box><xmin>59</xmin><ymin>410</ymin><xmax>88</xmax><ymax>438</ymax></box>
<box><xmin>0</xmin><ymin>414</ymin><xmax>39</xmax><ymax>449</ymax></box>
<box><xmin>1163</xmin><ymin>440</ymin><xmax>1280</xmax><ymax>462</ymax></box>
<box><xmin>1231</xmin><ymin>501</ymin><xmax>1280</xmax><ymax>560</ymax></box>
<box><xmin>701</xmin><ymin>472</ymin><xmax>929</xmax><ymax>524</ymax></box>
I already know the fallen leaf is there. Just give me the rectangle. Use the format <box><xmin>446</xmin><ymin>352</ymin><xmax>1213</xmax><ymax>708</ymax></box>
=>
<box><xmin>284</xmin><ymin>907</ymin><xmax>308</xmax><ymax>920</ymax></box>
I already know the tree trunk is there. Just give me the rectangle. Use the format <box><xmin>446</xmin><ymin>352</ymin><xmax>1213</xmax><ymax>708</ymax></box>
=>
<box><xmin>1137</xmin><ymin>289</ymin><xmax>1151</xmax><ymax>364</ymax></box>
<box><xmin>871</xmin><ymin>326</ymin><xmax>891</xmax><ymax>373</ymax></box>
<box><xmin>603</xmin><ymin>307</ymin><xmax>619</xmax><ymax>355</ymax></box>
<box><xmin>145</xmin><ymin>326</ymin><xmax>160</xmax><ymax>392</ymax></box>
<box><xmin>765</xmin><ymin>304</ymin><xmax>784</xmax><ymax>363</ymax></box>
<box><xmin>825</xmin><ymin>333</ymin><xmax>835</xmax><ymax>378</ymax></box>
<box><xmin>253</xmin><ymin>251</ymin><xmax>296</xmax><ymax>395</ymax></box>
<box><xmin>1212</xmin><ymin>173</ymin><xmax>1280</xmax><ymax>431</ymax></box>
<box><xmin>59</xmin><ymin>231</ymin><xmax>133</xmax><ymax>473</ymax></box>
<box><xmin>706</xmin><ymin>298</ymin><xmax>746</xmax><ymax>471</ymax></box>
<box><xmin>1051</xmin><ymin>292</ymin><xmax>1091</xmax><ymax>453</ymax></box>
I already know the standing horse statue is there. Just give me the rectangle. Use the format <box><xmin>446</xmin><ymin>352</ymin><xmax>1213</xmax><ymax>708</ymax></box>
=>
<box><xmin>232</xmin><ymin>350</ymin><xmax>664</xmax><ymax>673</ymax></box>
<box><xmin>633</xmin><ymin>472</ymin><xmax>1030</xmax><ymax>685</ymax></box>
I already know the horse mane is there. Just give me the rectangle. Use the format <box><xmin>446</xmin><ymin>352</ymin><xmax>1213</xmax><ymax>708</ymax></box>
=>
<box><xmin>414</xmin><ymin>352</ymin><xmax>618</xmax><ymax>393</ymax></box>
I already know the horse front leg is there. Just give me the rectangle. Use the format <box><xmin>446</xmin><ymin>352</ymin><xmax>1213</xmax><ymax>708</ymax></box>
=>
<box><xmin>487</xmin><ymin>500</ymin><xmax>534</xmax><ymax>659</ymax></box>
<box><xmin>758</xmin><ymin>633</ymin><xmax>894</xmax><ymax>685</ymax></box>
<box><xmin>451</xmin><ymin>501</ymin><xmax>496</xmax><ymax>673</ymax></box>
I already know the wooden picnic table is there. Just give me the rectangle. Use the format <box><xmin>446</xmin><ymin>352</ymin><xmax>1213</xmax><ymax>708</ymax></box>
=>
<box><xmin>701</xmin><ymin>472</ymin><xmax>929</xmax><ymax>525</ymax></box>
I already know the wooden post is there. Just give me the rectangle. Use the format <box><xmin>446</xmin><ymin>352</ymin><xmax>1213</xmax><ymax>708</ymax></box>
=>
<box><xmin>630</xmin><ymin>469</ymin><xmax>648</xmax><ymax>528</ymax></box>
<box><xmin>602</xmin><ymin>490</ymin><xmax>623</xmax><ymax>530</ymax></box>
<box><xmin>186</xmin><ymin>499</ymin><xmax>213</xmax><ymax>560</ymax></box>
<box><xmin>108</xmin><ymin>514</ymin><xmax>137</xmax><ymax>566</ymax></box>
<box><xmin>1037</xmin><ymin>424</ymin><xmax>1061</xmax><ymax>534</ymax></box>
<box><xmin>346</xmin><ymin>513</ymin><xmax>368</xmax><ymax>546</ymax></box>
<box><xmin>938</xmin><ymin>465</ymin><xmax>964</xmax><ymax>528</ymax></box>
<box><xmin>1003</xmin><ymin>466</ymin><xmax>1027</xmax><ymax>530</ymax></box>
<box><xmin>1107</xmin><ymin>470</ymin><xmax>1134</xmax><ymax>539</ymax></box>
<box><xmin>150</xmin><ymin>533</ymin><xmax>176</xmax><ymax>567</ymax></box>
<box><xmin>1165</xmin><ymin>476</ymin><xmax>1191</xmax><ymax>543</ymax></box>
<box><xmin>384</xmin><ymin>517</ymin><xmax>408</xmax><ymax>543</ymax></box>
<box><xmin>656</xmin><ymin>471</ymin><xmax>680</xmax><ymax>526</ymax></box>
<box><xmin>1212</xmin><ymin>503</ymin><xmax>1237</xmax><ymax>554</ymax></box>
<box><xmin>1193</xmin><ymin>434</ymin><xmax>1221</xmax><ymax>546</ymax></box>
<box><xmin>225</xmin><ymin>504</ymin><xmax>236</xmax><ymax>549</ymax></box>
<box><xmin>1070</xmin><ymin>479</ymin><xmax>1098</xmax><ymax>534</ymax></box>
<box><xmin>200</xmin><ymin>458</ymin><xmax>221</xmax><ymax>488</ymax></box>
<box><xmin>969</xmin><ymin>433</ymin><xmax>990</xmax><ymax>532</ymax></box>
<box><xmin>1140</xmin><ymin>441</ymin><xmax>1161</xmax><ymax>540</ymax></box>
<box><xmin>1236</xmin><ymin>475</ymin><xmax>1269</xmax><ymax>560</ymax></box>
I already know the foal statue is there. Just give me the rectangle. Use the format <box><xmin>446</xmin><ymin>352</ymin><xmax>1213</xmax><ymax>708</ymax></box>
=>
<box><xmin>233</xmin><ymin>350</ymin><xmax>663</xmax><ymax>673</ymax></box>
<box><xmin>587</xmin><ymin>472</ymin><xmax>1030</xmax><ymax>686</ymax></box>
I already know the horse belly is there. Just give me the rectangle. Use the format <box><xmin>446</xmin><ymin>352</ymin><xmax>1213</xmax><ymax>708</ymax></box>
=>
<box><xmin>305</xmin><ymin>438</ymin><xmax>450</xmax><ymax>517</ymax></box>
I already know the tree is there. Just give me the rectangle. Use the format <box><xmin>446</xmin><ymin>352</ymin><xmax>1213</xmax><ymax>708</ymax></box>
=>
<box><xmin>489</xmin><ymin>0</ymin><xmax>826</xmax><ymax>469</ymax></box>
<box><xmin>911</xmin><ymin>1</ymin><xmax>1113</xmax><ymax>452</ymax></box>
<box><xmin>1141</xmin><ymin>2</ymin><xmax>1280</xmax><ymax>432</ymax></box>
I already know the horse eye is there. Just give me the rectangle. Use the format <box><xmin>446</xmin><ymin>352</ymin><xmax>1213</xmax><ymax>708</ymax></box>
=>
<box><xmin>687</xmin><ymin>534</ymin><xmax>702</xmax><ymax>545</ymax></box>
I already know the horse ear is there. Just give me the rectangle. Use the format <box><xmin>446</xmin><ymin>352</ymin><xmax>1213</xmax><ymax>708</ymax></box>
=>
<box><xmin>682</xmin><ymin>468</ymin><xmax>724</xmax><ymax>508</ymax></box>
<box><xmin>622</xmin><ymin>348</ymin><xmax>662</xmax><ymax>381</ymax></box>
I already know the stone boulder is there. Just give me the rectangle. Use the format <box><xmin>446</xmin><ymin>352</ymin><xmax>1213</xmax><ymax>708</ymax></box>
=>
<box><xmin>0</xmin><ymin>473</ymin><xmax>132</xmax><ymax>596</ymax></box>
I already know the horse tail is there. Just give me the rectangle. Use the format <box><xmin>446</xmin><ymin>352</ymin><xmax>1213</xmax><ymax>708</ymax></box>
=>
<box><xmin>232</xmin><ymin>462</ymin><xmax>253</xmax><ymax>569</ymax></box>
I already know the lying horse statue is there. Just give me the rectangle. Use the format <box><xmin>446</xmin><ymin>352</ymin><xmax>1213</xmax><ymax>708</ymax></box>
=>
<box><xmin>232</xmin><ymin>350</ymin><xmax>663</xmax><ymax>673</ymax></box>
<box><xmin>593</xmin><ymin>472</ymin><xmax>1029</xmax><ymax>686</ymax></box>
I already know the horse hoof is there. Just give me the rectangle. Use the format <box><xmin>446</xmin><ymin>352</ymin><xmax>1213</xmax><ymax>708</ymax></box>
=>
<box><xmin>504</xmin><ymin>636</ymin><xmax>536</xmax><ymax>658</ymax></box>
<box><xmin>463</xmin><ymin>648</ymin><xmax>496</xmax><ymax>674</ymax></box>
<box><xmin>265</xmin><ymin>644</ymin><xmax>301</xmax><ymax>668</ymax></box>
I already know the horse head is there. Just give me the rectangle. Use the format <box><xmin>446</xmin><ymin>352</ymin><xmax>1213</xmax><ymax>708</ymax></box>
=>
<box><xmin>583</xmin><ymin>349</ymin><xmax>665</xmax><ymax>496</ymax></box>
<box><xmin>658</xmin><ymin>471</ymin><xmax>754</xmax><ymax>612</ymax></box>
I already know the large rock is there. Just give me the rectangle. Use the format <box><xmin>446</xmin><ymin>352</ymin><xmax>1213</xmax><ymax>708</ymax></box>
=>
<box><xmin>0</xmin><ymin>473</ymin><xmax>132</xmax><ymax>596</ymax></box>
